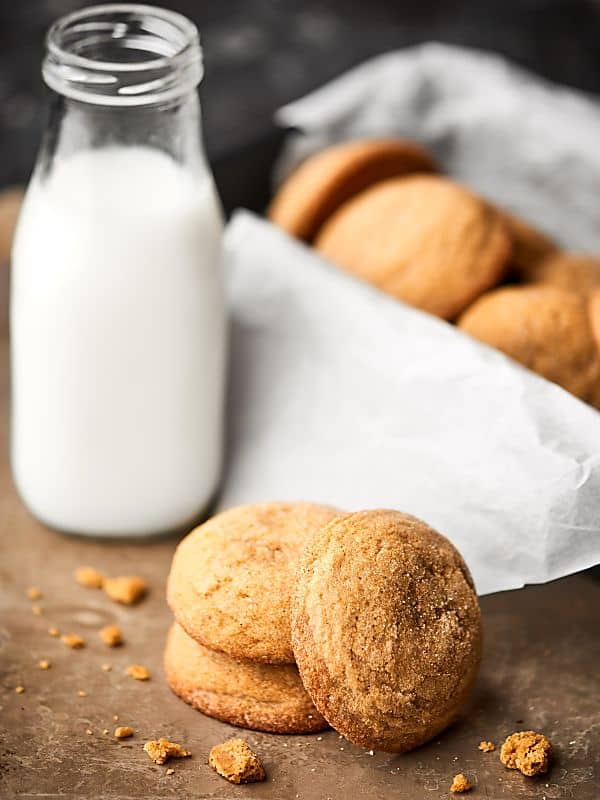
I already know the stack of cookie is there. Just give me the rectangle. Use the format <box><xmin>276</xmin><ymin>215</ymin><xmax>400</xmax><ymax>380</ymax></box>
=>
<box><xmin>165</xmin><ymin>502</ymin><xmax>337</xmax><ymax>734</ymax></box>
<box><xmin>165</xmin><ymin>502</ymin><xmax>482</xmax><ymax>753</ymax></box>
<box><xmin>269</xmin><ymin>138</ymin><xmax>600</xmax><ymax>409</ymax></box>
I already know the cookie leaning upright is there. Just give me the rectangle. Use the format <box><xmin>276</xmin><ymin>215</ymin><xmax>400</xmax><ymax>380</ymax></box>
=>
<box><xmin>315</xmin><ymin>175</ymin><xmax>511</xmax><ymax>320</ymax></box>
<box><xmin>167</xmin><ymin>502</ymin><xmax>339</xmax><ymax>664</ymax></box>
<box><xmin>267</xmin><ymin>138</ymin><xmax>437</xmax><ymax>242</ymax></box>
<box><xmin>291</xmin><ymin>509</ymin><xmax>482</xmax><ymax>753</ymax></box>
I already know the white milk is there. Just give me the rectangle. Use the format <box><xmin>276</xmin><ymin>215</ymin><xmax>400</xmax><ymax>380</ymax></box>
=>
<box><xmin>11</xmin><ymin>146</ymin><xmax>225</xmax><ymax>536</ymax></box>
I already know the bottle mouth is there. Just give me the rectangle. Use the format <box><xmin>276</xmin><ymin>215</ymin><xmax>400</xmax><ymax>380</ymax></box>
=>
<box><xmin>43</xmin><ymin>4</ymin><xmax>203</xmax><ymax>106</ymax></box>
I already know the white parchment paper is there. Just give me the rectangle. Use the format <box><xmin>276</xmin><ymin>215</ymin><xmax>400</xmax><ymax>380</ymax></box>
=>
<box><xmin>222</xmin><ymin>44</ymin><xmax>600</xmax><ymax>594</ymax></box>
<box><xmin>223</xmin><ymin>213</ymin><xmax>600</xmax><ymax>595</ymax></box>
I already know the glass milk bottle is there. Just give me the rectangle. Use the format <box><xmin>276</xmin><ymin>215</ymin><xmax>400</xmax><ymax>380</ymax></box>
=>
<box><xmin>11</xmin><ymin>5</ymin><xmax>226</xmax><ymax>537</ymax></box>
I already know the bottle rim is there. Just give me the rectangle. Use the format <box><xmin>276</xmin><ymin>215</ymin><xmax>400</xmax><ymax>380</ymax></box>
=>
<box><xmin>43</xmin><ymin>4</ymin><xmax>203</xmax><ymax>107</ymax></box>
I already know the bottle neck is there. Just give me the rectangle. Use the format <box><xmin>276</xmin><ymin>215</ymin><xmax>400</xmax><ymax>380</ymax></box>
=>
<box><xmin>37</xmin><ymin>90</ymin><xmax>207</xmax><ymax>182</ymax></box>
<box><xmin>43</xmin><ymin>5</ymin><xmax>203</xmax><ymax>108</ymax></box>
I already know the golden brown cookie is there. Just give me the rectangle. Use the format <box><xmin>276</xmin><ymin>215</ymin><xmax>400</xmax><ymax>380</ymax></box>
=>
<box><xmin>499</xmin><ymin>210</ymin><xmax>556</xmax><ymax>278</ymax></box>
<box><xmin>268</xmin><ymin>138</ymin><xmax>437</xmax><ymax>242</ymax></box>
<box><xmin>315</xmin><ymin>175</ymin><xmax>511</xmax><ymax>320</ymax></box>
<box><xmin>589</xmin><ymin>288</ymin><xmax>600</xmax><ymax>354</ymax></box>
<box><xmin>290</xmin><ymin>510</ymin><xmax>482</xmax><ymax>753</ymax></box>
<box><xmin>167</xmin><ymin>502</ymin><xmax>340</xmax><ymax>664</ymax></box>
<box><xmin>458</xmin><ymin>285</ymin><xmax>600</xmax><ymax>405</ymax></box>
<box><xmin>164</xmin><ymin>623</ymin><xmax>328</xmax><ymax>734</ymax></box>
<box><xmin>521</xmin><ymin>251</ymin><xmax>600</xmax><ymax>297</ymax></box>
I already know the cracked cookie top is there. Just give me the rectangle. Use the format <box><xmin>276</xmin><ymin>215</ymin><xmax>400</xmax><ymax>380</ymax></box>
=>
<box><xmin>167</xmin><ymin>502</ymin><xmax>340</xmax><ymax>664</ymax></box>
<box><xmin>291</xmin><ymin>509</ymin><xmax>482</xmax><ymax>752</ymax></box>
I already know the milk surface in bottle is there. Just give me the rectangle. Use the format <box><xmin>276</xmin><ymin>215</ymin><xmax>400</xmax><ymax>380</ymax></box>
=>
<box><xmin>11</xmin><ymin>6</ymin><xmax>226</xmax><ymax>536</ymax></box>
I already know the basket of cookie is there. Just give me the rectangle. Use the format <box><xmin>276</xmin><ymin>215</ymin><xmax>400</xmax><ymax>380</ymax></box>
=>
<box><xmin>268</xmin><ymin>141</ymin><xmax>600</xmax><ymax>409</ymax></box>
<box><xmin>218</xmin><ymin>44</ymin><xmax>600</xmax><ymax>600</ymax></box>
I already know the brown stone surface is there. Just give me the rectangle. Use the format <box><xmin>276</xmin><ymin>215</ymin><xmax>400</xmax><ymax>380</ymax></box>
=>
<box><xmin>0</xmin><ymin>270</ymin><xmax>599</xmax><ymax>798</ymax></box>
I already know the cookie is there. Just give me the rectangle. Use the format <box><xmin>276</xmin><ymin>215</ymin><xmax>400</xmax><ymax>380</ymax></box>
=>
<box><xmin>164</xmin><ymin>623</ymin><xmax>328</xmax><ymax>734</ymax></box>
<box><xmin>521</xmin><ymin>251</ymin><xmax>600</xmax><ymax>297</ymax></box>
<box><xmin>500</xmin><ymin>210</ymin><xmax>556</xmax><ymax>278</ymax></box>
<box><xmin>268</xmin><ymin>138</ymin><xmax>437</xmax><ymax>242</ymax></box>
<box><xmin>315</xmin><ymin>175</ymin><xmax>511</xmax><ymax>320</ymax></box>
<box><xmin>589</xmin><ymin>289</ymin><xmax>600</xmax><ymax>354</ymax></box>
<box><xmin>458</xmin><ymin>285</ymin><xmax>600</xmax><ymax>405</ymax></box>
<box><xmin>290</xmin><ymin>509</ymin><xmax>482</xmax><ymax>753</ymax></box>
<box><xmin>167</xmin><ymin>502</ymin><xmax>340</xmax><ymax>664</ymax></box>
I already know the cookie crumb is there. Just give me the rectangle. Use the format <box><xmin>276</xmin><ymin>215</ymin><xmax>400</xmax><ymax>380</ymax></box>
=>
<box><xmin>100</xmin><ymin>624</ymin><xmax>123</xmax><ymax>647</ymax></box>
<box><xmin>15</xmin><ymin>685</ymin><xmax>25</xmax><ymax>694</ymax></box>
<box><xmin>62</xmin><ymin>633</ymin><xmax>85</xmax><ymax>649</ymax></box>
<box><xmin>478</xmin><ymin>740</ymin><xmax>495</xmax><ymax>752</ymax></box>
<box><xmin>209</xmin><ymin>739</ymin><xmax>266</xmax><ymax>785</ymax></box>
<box><xmin>48</xmin><ymin>626</ymin><xmax>60</xmax><ymax>637</ymax></box>
<box><xmin>500</xmin><ymin>731</ymin><xmax>552</xmax><ymax>776</ymax></box>
<box><xmin>78</xmin><ymin>690</ymin><xmax>88</xmax><ymax>697</ymax></box>
<box><xmin>38</xmin><ymin>659</ymin><xmax>51</xmax><ymax>670</ymax></box>
<box><xmin>166</xmin><ymin>768</ymin><xmax>175</xmax><ymax>775</ymax></box>
<box><xmin>103</xmin><ymin>729</ymin><xmax>109</xmax><ymax>735</ymax></box>
<box><xmin>26</xmin><ymin>586</ymin><xmax>42</xmax><ymax>600</ymax></box>
<box><xmin>104</xmin><ymin>576</ymin><xmax>147</xmax><ymax>605</ymax></box>
<box><xmin>113</xmin><ymin>715</ymin><xmax>119</xmax><ymax>721</ymax></box>
<box><xmin>126</xmin><ymin>664</ymin><xmax>150</xmax><ymax>681</ymax></box>
<box><xmin>75</xmin><ymin>566</ymin><xmax>105</xmax><ymax>588</ymax></box>
<box><xmin>31</xmin><ymin>604</ymin><xmax>43</xmax><ymax>615</ymax></box>
<box><xmin>143</xmin><ymin>738</ymin><xmax>190</xmax><ymax>765</ymax></box>
<box><xmin>115</xmin><ymin>726</ymin><xmax>134</xmax><ymax>739</ymax></box>
<box><xmin>86</xmin><ymin>729</ymin><xmax>93</xmax><ymax>736</ymax></box>
<box><xmin>101</xmin><ymin>663</ymin><xmax>112</xmax><ymax>672</ymax></box>
<box><xmin>450</xmin><ymin>773</ymin><xmax>472</xmax><ymax>793</ymax></box>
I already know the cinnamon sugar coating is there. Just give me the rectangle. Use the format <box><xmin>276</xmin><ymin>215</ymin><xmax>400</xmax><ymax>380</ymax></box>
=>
<box><xmin>291</xmin><ymin>509</ymin><xmax>482</xmax><ymax>753</ymax></box>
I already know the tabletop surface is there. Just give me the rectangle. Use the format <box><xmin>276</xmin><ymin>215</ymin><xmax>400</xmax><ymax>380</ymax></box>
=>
<box><xmin>0</xmin><ymin>268</ymin><xmax>599</xmax><ymax>799</ymax></box>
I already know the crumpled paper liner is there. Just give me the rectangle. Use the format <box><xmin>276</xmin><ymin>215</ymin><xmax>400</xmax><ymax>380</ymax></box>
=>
<box><xmin>222</xmin><ymin>210</ymin><xmax>600</xmax><ymax>595</ymax></box>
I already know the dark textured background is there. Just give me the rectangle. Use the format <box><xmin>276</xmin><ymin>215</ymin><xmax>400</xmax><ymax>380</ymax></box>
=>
<box><xmin>2</xmin><ymin>0</ymin><xmax>600</xmax><ymax>189</ymax></box>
